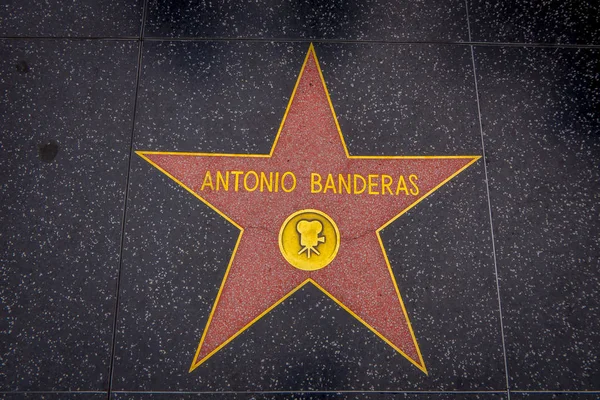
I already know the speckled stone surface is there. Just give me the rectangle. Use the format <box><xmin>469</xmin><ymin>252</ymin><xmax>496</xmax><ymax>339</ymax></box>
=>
<box><xmin>468</xmin><ymin>1</ymin><xmax>600</xmax><ymax>45</ymax></box>
<box><xmin>112</xmin><ymin>42</ymin><xmax>504</xmax><ymax>392</ymax></box>
<box><xmin>474</xmin><ymin>47</ymin><xmax>600</xmax><ymax>390</ymax></box>
<box><xmin>511</xmin><ymin>394</ymin><xmax>600</xmax><ymax>400</ymax></box>
<box><xmin>113</xmin><ymin>393</ymin><xmax>508</xmax><ymax>399</ymax></box>
<box><xmin>0</xmin><ymin>394</ymin><xmax>106</xmax><ymax>400</ymax></box>
<box><xmin>2</xmin><ymin>2</ymin><xmax>599</xmax><ymax>398</ymax></box>
<box><xmin>0</xmin><ymin>40</ymin><xmax>138</xmax><ymax>390</ymax></box>
<box><xmin>0</xmin><ymin>0</ymin><xmax>143</xmax><ymax>37</ymax></box>
<box><xmin>133</xmin><ymin>41</ymin><xmax>304</xmax><ymax>153</ymax></box>
<box><xmin>144</xmin><ymin>0</ymin><xmax>469</xmax><ymax>41</ymax></box>
<box><xmin>314</xmin><ymin>43</ymin><xmax>482</xmax><ymax>155</ymax></box>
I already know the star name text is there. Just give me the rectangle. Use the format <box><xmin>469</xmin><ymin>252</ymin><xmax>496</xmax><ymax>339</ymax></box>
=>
<box><xmin>198</xmin><ymin>170</ymin><xmax>419</xmax><ymax>196</ymax></box>
<box><xmin>311</xmin><ymin>173</ymin><xmax>419</xmax><ymax>196</ymax></box>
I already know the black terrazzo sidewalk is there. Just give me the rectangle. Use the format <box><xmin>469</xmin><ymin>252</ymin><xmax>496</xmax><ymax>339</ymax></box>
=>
<box><xmin>1</xmin><ymin>1</ymin><xmax>598</xmax><ymax>399</ymax></box>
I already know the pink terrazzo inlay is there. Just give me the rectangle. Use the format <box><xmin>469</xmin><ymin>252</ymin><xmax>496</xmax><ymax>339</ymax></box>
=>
<box><xmin>139</xmin><ymin>46</ymin><xmax>479</xmax><ymax>373</ymax></box>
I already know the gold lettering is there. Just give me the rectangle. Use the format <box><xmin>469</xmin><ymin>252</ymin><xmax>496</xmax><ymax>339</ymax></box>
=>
<box><xmin>260</xmin><ymin>171</ymin><xmax>273</xmax><ymax>192</ymax></box>
<box><xmin>231</xmin><ymin>171</ymin><xmax>243</xmax><ymax>192</ymax></box>
<box><xmin>396</xmin><ymin>175</ymin><xmax>409</xmax><ymax>195</ymax></box>
<box><xmin>200</xmin><ymin>171</ymin><xmax>214</xmax><ymax>191</ymax></box>
<box><xmin>323</xmin><ymin>174</ymin><xmax>337</xmax><ymax>194</ymax></box>
<box><xmin>282</xmin><ymin>171</ymin><xmax>297</xmax><ymax>193</ymax></box>
<box><xmin>409</xmin><ymin>174</ymin><xmax>419</xmax><ymax>196</ymax></box>
<box><xmin>368</xmin><ymin>174</ymin><xmax>379</xmax><ymax>195</ymax></box>
<box><xmin>353</xmin><ymin>174</ymin><xmax>366</xmax><ymax>194</ymax></box>
<box><xmin>311</xmin><ymin>173</ymin><xmax>322</xmax><ymax>193</ymax></box>
<box><xmin>244</xmin><ymin>171</ymin><xmax>259</xmax><ymax>192</ymax></box>
<box><xmin>338</xmin><ymin>174</ymin><xmax>351</xmax><ymax>194</ymax></box>
<box><xmin>381</xmin><ymin>174</ymin><xmax>393</xmax><ymax>195</ymax></box>
<box><xmin>203</xmin><ymin>170</ymin><xmax>414</xmax><ymax>196</ymax></box>
<box><xmin>216</xmin><ymin>171</ymin><xmax>229</xmax><ymax>191</ymax></box>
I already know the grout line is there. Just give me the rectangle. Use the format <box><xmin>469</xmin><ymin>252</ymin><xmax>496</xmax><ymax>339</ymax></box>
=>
<box><xmin>139</xmin><ymin>0</ymin><xmax>148</xmax><ymax>40</ymax></box>
<box><xmin>2</xmin><ymin>390</ymin><xmax>600</xmax><ymax>395</ymax></box>
<box><xmin>464</xmin><ymin>0</ymin><xmax>472</xmax><ymax>41</ymax></box>
<box><xmin>0</xmin><ymin>36</ymin><xmax>600</xmax><ymax>49</ymax></box>
<box><xmin>105</xmin><ymin>40</ymin><xmax>143</xmax><ymax>398</ymax></box>
<box><xmin>0</xmin><ymin>392</ymin><xmax>108</xmax><ymax>394</ymax></box>
<box><xmin>465</xmin><ymin>1</ymin><xmax>511</xmax><ymax>399</ymax></box>
<box><xmin>105</xmin><ymin>1</ymin><xmax>149</xmax><ymax>399</ymax></box>
<box><xmin>0</xmin><ymin>36</ymin><xmax>138</xmax><ymax>41</ymax></box>
<box><xmin>470</xmin><ymin>46</ymin><xmax>512</xmax><ymax>394</ymax></box>
<box><xmin>141</xmin><ymin>37</ymin><xmax>600</xmax><ymax>48</ymax></box>
<box><xmin>111</xmin><ymin>391</ymin><xmax>509</xmax><ymax>395</ymax></box>
<box><xmin>515</xmin><ymin>391</ymin><xmax>600</xmax><ymax>394</ymax></box>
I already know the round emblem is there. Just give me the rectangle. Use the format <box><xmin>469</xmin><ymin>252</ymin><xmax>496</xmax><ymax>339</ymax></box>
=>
<box><xmin>278</xmin><ymin>209</ymin><xmax>340</xmax><ymax>271</ymax></box>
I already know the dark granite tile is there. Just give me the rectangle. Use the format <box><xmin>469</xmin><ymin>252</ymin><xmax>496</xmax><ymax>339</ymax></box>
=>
<box><xmin>0</xmin><ymin>394</ymin><xmax>106</xmax><ymax>400</ymax></box>
<box><xmin>0</xmin><ymin>0</ymin><xmax>143</xmax><ymax>37</ymax></box>
<box><xmin>133</xmin><ymin>41</ymin><xmax>306</xmax><ymax>153</ymax></box>
<box><xmin>467</xmin><ymin>0</ymin><xmax>600</xmax><ymax>45</ymax></box>
<box><xmin>511</xmin><ymin>393</ymin><xmax>600</xmax><ymax>399</ymax></box>
<box><xmin>113</xmin><ymin>42</ymin><xmax>504</xmax><ymax>391</ymax></box>
<box><xmin>379</xmin><ymin>161</ymin><xmax>505</xmax><ymax>390</ymax></box>
<box><xmin>0</xmin><ymin>40</ymin><xmax>138</xmax><ymax>390</ymax></box>
<box><xmin>145</xmin><ymin>0</ymin><xmax>468</xmax><ymax>41</ymax></box>
<box><xmin>113</xmin><ymin>392</ymin><xmax>507</xmax><ymax>399</ymax></box>
<box><xmin>314</xmin><ymin>43</ymin><xmax>482</xmax><ymax>155</ymax></box>
<box><xmin>474</xmin><ymin>47</ymin><xmax>600</xmax><ymax>390</ymax></box>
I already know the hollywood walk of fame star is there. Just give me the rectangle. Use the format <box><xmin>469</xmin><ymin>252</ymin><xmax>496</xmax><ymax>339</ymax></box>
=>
<box><xmin>137</xmin><ymin>44</ymin><xmax>480</xmax><ymax>374</ymax></box>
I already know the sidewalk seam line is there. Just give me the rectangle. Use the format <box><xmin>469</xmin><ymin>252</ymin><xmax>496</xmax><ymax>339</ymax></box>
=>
<box><xmin>1</xmin><ymin>36</ymin><xmax>600</xmax><ymax>49</ymax></box>
<box><xmin>106</xmin><ymin>0</ymin><xmax>149</xmax><ymax>397</ymax></box>
<box><xmin>465</xmin><ymin>0</ymin><xmax>511</xmax><ymax>398</ymax></box>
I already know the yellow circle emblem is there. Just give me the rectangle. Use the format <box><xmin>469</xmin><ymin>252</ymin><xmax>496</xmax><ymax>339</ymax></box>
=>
<box><xmin>278</xmin><ymin>209</ymin><xmax>340</xmax><ymax>271</ymax></box>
